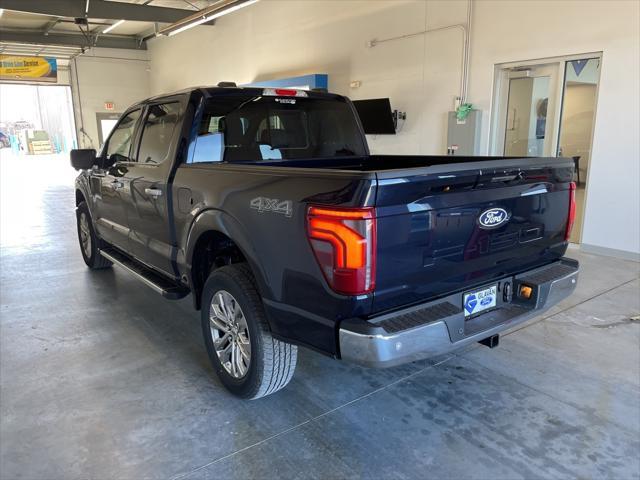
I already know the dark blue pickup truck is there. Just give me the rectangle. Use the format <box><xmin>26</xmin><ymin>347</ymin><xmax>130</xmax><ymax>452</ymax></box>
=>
<box><xmin>71</xmin><ymin>85</ymin><xmax>579</xmax><ymax>399</ymax></box>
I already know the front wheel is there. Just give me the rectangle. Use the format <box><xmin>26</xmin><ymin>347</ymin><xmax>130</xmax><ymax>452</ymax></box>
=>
<box><xmin>76</xmin><ymin>201</ymin><xmax>112</xmax><ymax>269</ymax></box>
<box><xmin>201</xmin><ymin>264</ymin><xmax>297</xmax><ymax>399</ymax></box>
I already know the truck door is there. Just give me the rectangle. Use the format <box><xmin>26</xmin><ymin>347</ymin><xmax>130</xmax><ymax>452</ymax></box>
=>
<box><xmin>120</xmin><ymin>100</ymin><xmax>184</xmax><ymax>277</ymax></box>
<box><xmin>92</xmin><ymin>108</ymin><xmax>142</xmax><ymax>252</ymax></box>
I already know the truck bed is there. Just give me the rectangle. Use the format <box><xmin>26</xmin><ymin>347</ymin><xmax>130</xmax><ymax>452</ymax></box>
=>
<box><xmin>237</xmin><ymin>154</ymin><xmax>563</xmax><ymax>172</ymax></box>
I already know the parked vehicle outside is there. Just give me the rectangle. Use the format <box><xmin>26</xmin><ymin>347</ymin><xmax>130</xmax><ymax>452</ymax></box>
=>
<box><xmin>0</xmin><ymin>131</ymin><xmax>10</xmax><ymax>149</ymax></box>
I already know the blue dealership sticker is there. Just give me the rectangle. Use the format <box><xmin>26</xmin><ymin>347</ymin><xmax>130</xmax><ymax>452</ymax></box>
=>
<box><xmin>464</xmin><ymin>294</ymin><xmax>478</xmax><ymax>315</ymax></box>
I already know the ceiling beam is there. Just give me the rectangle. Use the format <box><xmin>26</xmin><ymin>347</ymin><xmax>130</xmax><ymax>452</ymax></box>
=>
<box><xmin>0</xmin><ymin>0</ymin><xmax>194</xmax><ymax>23</ymax></box>
<box><xmin>0</xmin><ymin>29</ymin><xmax>147</xmax><ymax>50</ymax></box>
<box><xmin>43</xmin><ymin>18</ymin><xmax>62</xmax><ymax>36</ymax></box>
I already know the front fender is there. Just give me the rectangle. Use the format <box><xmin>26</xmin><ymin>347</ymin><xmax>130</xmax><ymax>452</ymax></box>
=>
<box><xmin>74</xmin><ymin>174</ymin><xmax>95</xmax><ymax>224</ymax></box>
<box><xmin>75</xmin><ymin>174</ymin><xmax>92</xmax><ymax>205</ymax></box>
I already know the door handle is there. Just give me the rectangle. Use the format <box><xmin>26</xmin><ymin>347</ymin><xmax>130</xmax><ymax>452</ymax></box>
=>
<box><xmin>145</xmin><ymin>187</ymin><xmax>163</xmax><ymax>198</ymax></box>
<box><xmin>107</xmin><ymin>180</ymin><xmax>124</xmax><ymax>190</ymax></box>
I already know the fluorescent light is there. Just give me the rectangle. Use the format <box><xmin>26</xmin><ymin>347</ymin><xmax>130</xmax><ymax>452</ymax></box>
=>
<box><xmin>160</xmin><ymin>0</ymin><xmax>259</xmax><ymax>37</ymax></box>
<box><xmin>166</xmin><ymin>16</ymin><xmax>212</xmax><ymax>36</ymax></box>
<box><xmin>103</xmin><ymin>19</ymin><xmax>125</xmax><ymax>34</ymax></box>
<box><xmin>0</xmin><ymin>9</ymin><xmax>4</xmax><ymax>18</ymax></box>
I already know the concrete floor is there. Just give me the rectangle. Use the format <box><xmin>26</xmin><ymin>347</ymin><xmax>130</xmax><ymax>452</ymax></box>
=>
<box><xmin>1</xmin><ymin>152</ymin><xmax>639</xmax><ymax>480</ymax></box>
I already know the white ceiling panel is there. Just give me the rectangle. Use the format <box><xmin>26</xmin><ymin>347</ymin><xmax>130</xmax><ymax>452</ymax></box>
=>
<box><xmin>0</xmin><ymin>0</ymin><xmax>221</xmax><ymax>58</ymax></box>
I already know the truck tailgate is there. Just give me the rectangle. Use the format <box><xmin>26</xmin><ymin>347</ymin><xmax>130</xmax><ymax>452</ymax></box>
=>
<box><xmin>372</xmin><ymin>157</ymin><xmax>574</xmax><ymax>313</ymax></box>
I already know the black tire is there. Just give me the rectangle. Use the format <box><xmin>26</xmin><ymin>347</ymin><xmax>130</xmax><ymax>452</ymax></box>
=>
<box><xmin>76</xmin><ymin>201</ymin><xmax>112</xmax><ymax>270</ymax></box>
<box><xmin>201</xmin><ymin>263</ymin><xmax>297</xmax><ymax>399</ymax></box>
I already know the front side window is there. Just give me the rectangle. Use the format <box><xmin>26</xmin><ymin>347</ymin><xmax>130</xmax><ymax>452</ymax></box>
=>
<box><xmin>105</xmin><ymin>109</ymin><xmax>141</xmax><ymax>163</ymax></box>
<box><xmin>188</xmin><ymin>95</ymin><xmax>366</xmax><ymax>163</ymax></box>
<box><xmin>137</xmin><ymin>102</ymin><xmax>182</xmax><ymax>164</ymax></box>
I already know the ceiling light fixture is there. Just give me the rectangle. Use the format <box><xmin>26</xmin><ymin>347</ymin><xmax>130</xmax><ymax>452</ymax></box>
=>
<box><xmin>103</xmin><ymin>19</ymin><xmax>125</xmax><ymax>34</ymax></box>
<box><xmin>159</xmin><ymin>0</ymin><xmax>259</xmax><ymax>37</ymax></box>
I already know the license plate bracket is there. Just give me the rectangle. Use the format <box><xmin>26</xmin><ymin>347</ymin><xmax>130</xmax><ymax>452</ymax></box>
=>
<box><xmin>463</xmin><ymin>284</ymin><xmax>498</xmax><ymax>318</ymax></box>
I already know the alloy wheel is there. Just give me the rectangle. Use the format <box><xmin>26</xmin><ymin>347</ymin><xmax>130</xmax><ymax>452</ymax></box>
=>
<box><xmin>79</xmin><ymin>212</ymin><xmax>92</xmax><ymax>258</ymax></box>
<box><xmin>209</xmin><ymin>290</ymin><xmax>251</xmax><ymax>378</ymax></box>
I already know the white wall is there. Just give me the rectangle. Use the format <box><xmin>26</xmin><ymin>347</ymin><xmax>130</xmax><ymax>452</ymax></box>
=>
<box><xmin>146</xmin><ymin>0</ymin><xmax>640</xmax><ymax>257</ymax></box>
<box><xmin>148</xmin><ymin>0</ymin><xmax>466</xmax><ymax>155</ymax></box>
<box><xmin>467</xmin><ymin>0</ymin><xmax>639</xmax><ymax>257</ymax></box>
<box><xmin>70</xmin><ymin>47</ymin><xmax>150</xmax><ymax>150</ymax></box>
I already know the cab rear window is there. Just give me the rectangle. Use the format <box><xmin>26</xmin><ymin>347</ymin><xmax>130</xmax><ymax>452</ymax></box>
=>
<box><xmin>187</xmin><ymin>95</ymin><xmax>366</xmax><ymax>163</ymax></box>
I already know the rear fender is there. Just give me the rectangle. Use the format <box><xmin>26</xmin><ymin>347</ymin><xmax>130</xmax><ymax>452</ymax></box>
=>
<box><xmin>185</xmin><ymin>208</ymin><xmax>272</xmax><ymax>303</ymax></box>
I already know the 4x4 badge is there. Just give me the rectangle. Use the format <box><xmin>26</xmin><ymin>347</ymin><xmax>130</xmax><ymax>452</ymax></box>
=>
<box><xmin>250</xmin><ymin>197</ymin><xmax>293</xmax><ymax>218</ymax></box>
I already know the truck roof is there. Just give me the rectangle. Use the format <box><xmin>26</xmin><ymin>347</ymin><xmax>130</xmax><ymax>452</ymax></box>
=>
<box><xmin>142</xmin><ymin>85</ymin><xmax>341</xmax><ymax>105</ymax></box>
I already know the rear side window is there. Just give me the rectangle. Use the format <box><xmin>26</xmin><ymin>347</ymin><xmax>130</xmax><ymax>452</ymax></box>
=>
<box><xmin>189</xmin><ymin>114</ymin><xmax>226</xmax><ymax>164</ymax></box>
<box><xmin>188</xmin><ymin>95</ymin><xmax>366</xmax><ymax>163</ymax></box>
<box><xmin>137</xmin><ymin>102</ymin><xmax>182</xmax><ymax>164</ymax></box>
<box><xmin>105</xmin><ymin>109</ymin><xmax>141</xmax><ymax>163</ymax></box>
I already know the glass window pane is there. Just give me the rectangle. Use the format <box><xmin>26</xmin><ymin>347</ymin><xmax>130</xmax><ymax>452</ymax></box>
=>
<box><xmin>187</xmin><ymin>95</ymin><xmax>367</xmax><ymax>163</ymax></box>
<box><xmin>137</xmin><ymin>103</ymin><xmax>182</xmax><ymax>164</ymax></box>
<box><xmin>504</xmin><ymin>76</ymin><xmax>550</xmax><ymax>156</ymax></box>
<box><xmin>105</xmin><ymin>109</ymin><xmax>140</xmax><ymax>162</ymax></box>
<box><xmin>557</xmin><ymin>57</ymin><xmax>600</xmax><ymax>243</ymax></box>
<box><xmin>558</xmin><ymin>58</ymin><xmax>600</xmax><ymax>177</ymax></box>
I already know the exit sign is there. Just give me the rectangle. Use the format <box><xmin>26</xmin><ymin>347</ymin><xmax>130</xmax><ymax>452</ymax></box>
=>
<box><xmin>104</xmin><ymin>101</ymin><xmax>115</xmax><ymax>111</ymax></box>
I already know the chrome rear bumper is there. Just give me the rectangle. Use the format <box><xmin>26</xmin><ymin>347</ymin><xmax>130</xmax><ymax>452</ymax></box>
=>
<box><xmin>339</xmin><ymin>258</ymin><xmax>579</xmax><ymax>368</ymax></box>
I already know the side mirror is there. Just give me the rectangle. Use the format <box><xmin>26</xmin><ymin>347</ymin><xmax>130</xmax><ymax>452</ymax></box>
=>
<box><xmin>70</xmin><ymin>149</ymin><xmax>97</xmax><ymax>170</ymax></box>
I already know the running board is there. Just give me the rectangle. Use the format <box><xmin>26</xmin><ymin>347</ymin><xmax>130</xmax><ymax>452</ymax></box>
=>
<box><xmin>100</xmin><ymin>248</ymin><xmax>190</xmax><ymax>300</ymax></box>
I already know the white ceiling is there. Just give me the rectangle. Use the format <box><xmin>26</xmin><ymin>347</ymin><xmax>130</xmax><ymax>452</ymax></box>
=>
<box><xmin>117</xmin><ymin>0</ymin><xmax>214</xmax><ymax>9</ymax></box>
<box><xmin>0</xmin><ymin>0</ymin><xmax>218</xmax><ymax>51</ymax></box>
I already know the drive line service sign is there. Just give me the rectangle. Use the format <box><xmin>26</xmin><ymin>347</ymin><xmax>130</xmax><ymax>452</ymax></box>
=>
<box><xmin>0</xmin><ymin>55</ymin><xmax>58</xmax><ymax>83</ymax></box>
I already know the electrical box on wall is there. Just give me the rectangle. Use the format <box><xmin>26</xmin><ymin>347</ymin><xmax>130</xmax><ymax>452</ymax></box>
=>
<box><xmin>447</xmin><ymin>110</ymin><xmax>482</xmax><ymax>155</ymax></box>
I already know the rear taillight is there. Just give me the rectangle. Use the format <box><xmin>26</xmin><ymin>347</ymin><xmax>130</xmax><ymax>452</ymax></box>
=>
<box><xmin>307</xmin><ymin>206</ymin><xmax>376</xmax><ymax>295</ymax></box>
<box><xmin>565</xmin><ymin>181</ymin><xmax>577</xmax><ymax>241</ymax></box>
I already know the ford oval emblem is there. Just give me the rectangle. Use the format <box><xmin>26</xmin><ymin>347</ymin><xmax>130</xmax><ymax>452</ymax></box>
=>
<box><xmin>478</xmin><ymin>207</ymin><xmax>509</xmax><ymax>229</ymax></box>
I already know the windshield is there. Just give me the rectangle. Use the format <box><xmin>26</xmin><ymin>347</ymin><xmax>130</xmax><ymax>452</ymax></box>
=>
<box><xmin>187</xmin><ymin>94</ymin><xmax>367</xmax><ymax>163</ymax></box>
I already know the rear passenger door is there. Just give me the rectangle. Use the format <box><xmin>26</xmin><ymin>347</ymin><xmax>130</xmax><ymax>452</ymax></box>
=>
<box><xmin>122</xmin><ymin>99</ymin><xmax>184</xmax><ymax>277</ymax></box>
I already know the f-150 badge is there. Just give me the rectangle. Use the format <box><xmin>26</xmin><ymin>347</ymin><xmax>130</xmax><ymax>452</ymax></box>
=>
<box><xmin>250</xmin><ymin>197</ymin><xmax>293</xmax><ymax>218</ymax></box>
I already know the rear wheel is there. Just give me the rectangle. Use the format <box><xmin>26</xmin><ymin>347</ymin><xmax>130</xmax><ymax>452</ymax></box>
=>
<box><xmin>201</xmin><ymin>264</ymin><xmax>297</xmax><ymax>399</ymax></box>
<box><xmin>76</xmin><ymin>201</ymin><xmax>112</xmax><ymax>269</ymax></box>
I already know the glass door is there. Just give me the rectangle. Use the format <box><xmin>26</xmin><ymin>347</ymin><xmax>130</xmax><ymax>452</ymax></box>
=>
<box><xmin>496</xmin><ymin>64</ymin><xmax>561</xmax><ymax>157</ymax></box>
<box><xmin>557</xmin><ymin>57</ymin><xmax>601</xmax><ymax>242</ymax></box>
<box><xmin>490</xmin><ymin>54</ymin><xmax>602</xmax><ymax>245</ymax></box>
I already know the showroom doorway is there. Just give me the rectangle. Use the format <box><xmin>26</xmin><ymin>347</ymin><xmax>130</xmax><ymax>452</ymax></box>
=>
<box><xmin>490</xmin><ymin>54</ymin><xmax>602</xmax><ymax>243</ymax></box>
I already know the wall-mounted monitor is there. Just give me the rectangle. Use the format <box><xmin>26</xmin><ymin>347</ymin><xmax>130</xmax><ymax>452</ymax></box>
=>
<box><xmin>352</xmin><ymin>98</ymin><xmax>396</xmax><ymax>134</ymax></box>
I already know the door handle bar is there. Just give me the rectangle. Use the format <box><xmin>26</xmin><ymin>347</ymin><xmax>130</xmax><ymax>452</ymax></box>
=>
<box><xmin>145</xmin><ymin>188</ymin><xmax>163</xmax><ymax>198</ymax></box>
<box><xmin>107</xmin><ymin>180</ymin><xmax>124</xmax><ymax>190</ymax></box>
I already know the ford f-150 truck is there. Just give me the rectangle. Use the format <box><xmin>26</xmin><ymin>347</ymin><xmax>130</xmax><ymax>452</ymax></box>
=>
<box><xmin>71</xmin><ymin>84</ymin><xmax>579</xmax><ymax>399</ymax></box>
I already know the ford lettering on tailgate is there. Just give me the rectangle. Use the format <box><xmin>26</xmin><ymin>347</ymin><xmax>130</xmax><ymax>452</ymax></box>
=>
<box><xmin>478</xmin><ymin>207</ymin><xmax>509</xmax><ymax>229</ymax></box>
